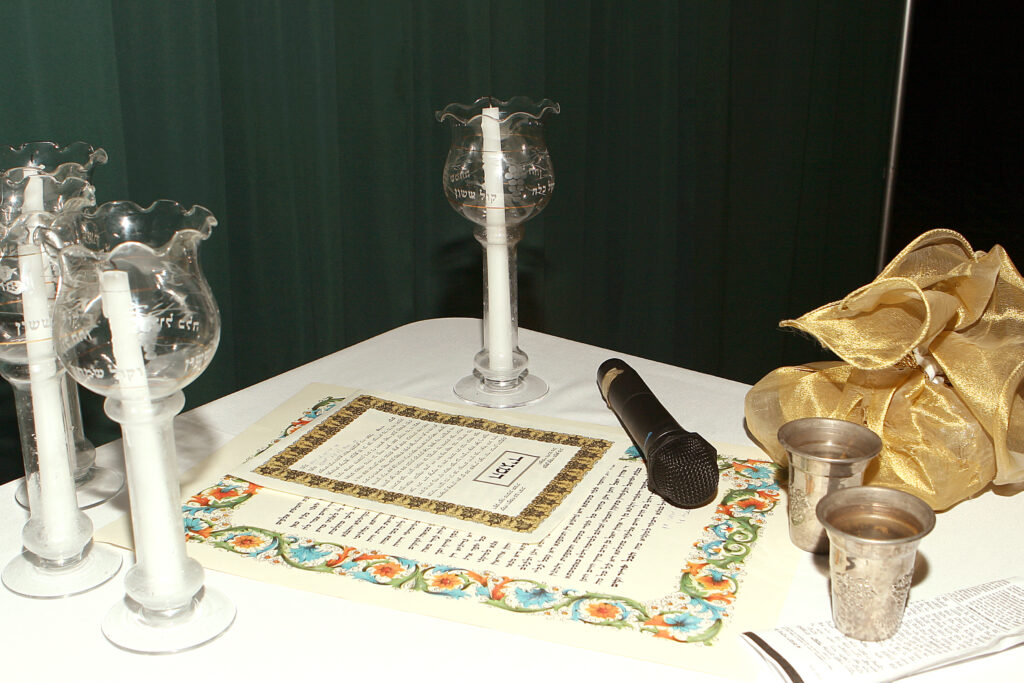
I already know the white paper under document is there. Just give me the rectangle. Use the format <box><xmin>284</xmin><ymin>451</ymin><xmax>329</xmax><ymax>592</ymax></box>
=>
<box><xmin>742</xmin><ymin>577</ymin><xmax>1024</xmax><ymax>682</ymax></box>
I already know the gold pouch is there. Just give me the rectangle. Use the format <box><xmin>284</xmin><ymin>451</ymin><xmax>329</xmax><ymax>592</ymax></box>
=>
<box><xmin>745</xmin><ymin>229</ymin><xmax>1024</xmax><ymax>509</ymax></box>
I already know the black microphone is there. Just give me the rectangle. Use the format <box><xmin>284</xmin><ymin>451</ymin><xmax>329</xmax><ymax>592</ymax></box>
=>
<box><xmin>597</xmin><ymin>358</ymin><xmax>719</xmax><ymax>508</ymax></box>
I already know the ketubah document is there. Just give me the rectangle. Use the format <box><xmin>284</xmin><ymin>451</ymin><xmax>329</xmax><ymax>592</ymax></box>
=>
<box><xmin>231</xmin><ymin>390</ymin><xmax>614</xmax><ymax>544</ymax></box>
<box><xmin>97</xmin><ymin>383</ymin><xmax>799</xmax><ymax>677</ymax></box>
<box><xmin>225</xmin><ymin>387</ymin><xmax>716</xmax><ymax>597</ymax></box>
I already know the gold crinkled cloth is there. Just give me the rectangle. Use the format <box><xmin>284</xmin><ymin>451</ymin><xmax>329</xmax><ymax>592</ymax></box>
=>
<box><xmin>744</xmin><ymin>229</ymin><xmax>1024</xmax><ymax>510</ymax></box>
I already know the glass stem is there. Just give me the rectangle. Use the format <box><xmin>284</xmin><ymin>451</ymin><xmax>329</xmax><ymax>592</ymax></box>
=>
<box><xmin>2</xmin><ymin>363</ymin><xmax>93</xmax><ymax>567</ymax></box>
<box><xmin>105</xmin><ymin>391</ymin><xmax>204</xmax><ymax>617</ymax></box>
<box><xmin>61</xmin><ymin>374</ymin><xmax>97</xmax><ymax>482</ymax></box>
<box><xmin>475</xmin><ymin>223</ymin><xmax>527</xmax><ymax>388</ymax></box>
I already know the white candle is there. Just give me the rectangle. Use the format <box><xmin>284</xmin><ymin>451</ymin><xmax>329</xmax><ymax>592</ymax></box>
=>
<box><xmin>100</xmin><ymin>269</ymin><xmax>199</xmax><ymax>606</ymax></box>
<box><xmin>100</xmin><ymin>270</ymin><xmax>151</xmax><ymax>403</ymax></box>
<box><xmin>481</xmin><ymin>106</ymin><xmax>514</xmax><ymax>372</ymax></box>
<box><xmin>23</xmin><ymin>170</ymin><xmax>44</xmax><ymax>212</ymax></box>
<box><xmin>19</xmin><ymin>241</ymin><xmax>81</xmax><ymax>548</ymax></box>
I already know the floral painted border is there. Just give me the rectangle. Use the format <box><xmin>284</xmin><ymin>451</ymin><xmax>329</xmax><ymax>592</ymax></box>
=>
<box><xmin>183</xmin><ymin>396</ymin><xmax>781</xmax><ymax>644</ymax></box>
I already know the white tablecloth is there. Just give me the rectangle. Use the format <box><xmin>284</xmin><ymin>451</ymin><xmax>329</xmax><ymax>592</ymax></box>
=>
<box><xmin>1</xmin><ymin>318</ymin><xmax>1020</xmax><ymax>681</ymax></box>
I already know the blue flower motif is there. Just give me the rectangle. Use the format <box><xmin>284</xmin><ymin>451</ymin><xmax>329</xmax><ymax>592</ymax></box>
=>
<box><xmin>701</xmin><ymin>539</ymin><xmax>724</xmax><ymax>555</ymax></box>
<box><xmin>663</xmin><ymin>613</ymin><xmax>703</xmax><ymax>631</ymax></box>
<box><xmin>349</xmin><ymin>569</ymin><xmax>378</xmax><ymax>583</ymax></box>
<box><xmin>183</xmin><ymin>517</ymin><xmax>207</xmax><ymax>533</ymax></box>
<box><xmin>742</xmin><ymin>480</ymin><xmax>779</xmax><ymax>495</ymax></box>
<box><xmin>706</xmin><ymin>566</ymin><xmax>727</xmax><ymax>583</ymax></box>
<box><xmin>738</xmin><ymin>463</ymin><xmax>774</xmax><ymax>479</ymax></box>
<box><xmin>514</xmin><ymin>585</ymin><xmax>558</xmax><ymax>609</ymax></box>
<box><xmin>288</xmin><ymin>543</ymin><xmax>331</xmax><ymax>564</ymax></box>
<box><xmin>623</xmin><ymin>445</ymin><xmax>643</xmax><ymax>460</ymax></box>
<box><xmin>688</xmin><ymin>595</ymin><xmax>727</xmax><ymax>620</ymax></box>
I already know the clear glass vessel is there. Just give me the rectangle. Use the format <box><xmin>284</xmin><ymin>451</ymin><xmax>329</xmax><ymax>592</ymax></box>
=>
<box><xmin>0</xmin><ymin>170</ymin><xmax>122</xmax><ymax>597</ymax></box>
<box><xmin>51</xmin><ymin>200</ymin><xmax>234</xmax><ymax>652</ymax></box>
<box><xmin>436</xmin><ymin>97</ymin><xmax>559</xmax><ymax>407</ymax></box>
<box><xmin>2</xmin><ymin>142</ymin><xmax>122</xmax><ymax>509</ymax></box>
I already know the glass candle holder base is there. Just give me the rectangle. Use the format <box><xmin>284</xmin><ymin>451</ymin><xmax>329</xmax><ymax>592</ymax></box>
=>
<box><xmin>2</xmin><ymin>544</ymin><xmax>122</xmax><ymax>598</ymax></box>
<box><xmin>102</xmin><ymin>587</ymin><xmax>236</xmax><ymax>654</ymax></box>
<box><xmin>454</xmin><ymin>372</ymin><xmax>548</xmax><ymax>408</ymax></box>
<box><xmin>15</xmin><ymin>466</ymin><xmax>125</xmax><ymax>511</ymax></box>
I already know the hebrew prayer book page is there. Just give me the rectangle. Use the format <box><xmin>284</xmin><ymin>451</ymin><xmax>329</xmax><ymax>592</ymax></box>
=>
<box><xmin>743</xmin><ymin>577</ymin><xmax>1024</xmax><ymax>683</ymax></box>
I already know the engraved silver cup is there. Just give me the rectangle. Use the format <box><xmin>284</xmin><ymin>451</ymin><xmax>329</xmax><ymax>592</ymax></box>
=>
<box><xmin>777</xmin><ymin>417</ymin><xmax>881</xmax><ymax>553</ymax></box>
<box><xmin>817</xmin><ymin>485</ymin><xmax>935</xmax><ymax>641</ymax></box>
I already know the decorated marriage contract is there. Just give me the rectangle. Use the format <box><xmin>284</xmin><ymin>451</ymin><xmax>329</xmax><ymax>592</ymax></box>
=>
<box><xmin>229</xmin><ymin>392</ymin><xmax>612</xmax><ymax>543</ymax></box>
<box><xmin>96</xmin><ymin>384</ymin><xmax>799</xmax><ymax>677</ymax></box>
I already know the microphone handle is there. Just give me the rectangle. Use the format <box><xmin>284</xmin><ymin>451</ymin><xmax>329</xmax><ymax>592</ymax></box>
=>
<box><xmin>598</xmin><ymin>358</ymin><xmax>686</xmax><ymax>455</ymax></box>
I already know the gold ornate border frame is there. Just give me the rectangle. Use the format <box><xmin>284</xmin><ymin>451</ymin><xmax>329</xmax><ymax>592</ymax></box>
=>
<box><xmin>253</xmin><ymin>395</ymin><xmax>612</xmax><ymax>533</ymax></box>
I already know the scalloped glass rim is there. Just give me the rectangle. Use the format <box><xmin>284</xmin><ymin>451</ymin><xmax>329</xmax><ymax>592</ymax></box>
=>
<box><xmin>1</xmin><ymin>171</ymin><xmax>92</xmax><ymax>196</ymax></box>
<box><xmin>435</xmin><ymin>97</ymin><xmax>560</xmax><ymax>124</ymax></box>
<box><xmin>57</xmin><ymin>199</ymin><xmax>216</xmax><ymax>262</ymax></box>
<box><xmin>1</xmin><ymin>142</ymin><xmax>107</xmax><ymax>179</ymax></box>
<box><xmin>0</xmin><ymin>175</ymin><xmax>95</xmax><ymax>250</ymax></box>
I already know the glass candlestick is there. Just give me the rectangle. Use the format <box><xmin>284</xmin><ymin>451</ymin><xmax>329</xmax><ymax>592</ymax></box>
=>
<box><xmin>436</xmin><ymin>97</ymin><xmax>559</xmax><ymax>408</ymax></box>
<box><xmin>0</xmin><ymin>175</ymin><xmax>122</xmax><ymax>597</ymax></box>
<box><xmin>2</xmin><ymin>142</ymin><xmax>123</xmax><ymax>510</ymax></box>
<box><xmin>52</xmin><ymin>200</ymin><xmax>234</xmax><ymax>652</ymax></box>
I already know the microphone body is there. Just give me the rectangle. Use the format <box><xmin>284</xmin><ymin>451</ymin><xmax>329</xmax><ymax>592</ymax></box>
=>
<box><xmin>597</xmin><ymin>358</ymin><xmax>719</xmax><ymax>508</ymax></box>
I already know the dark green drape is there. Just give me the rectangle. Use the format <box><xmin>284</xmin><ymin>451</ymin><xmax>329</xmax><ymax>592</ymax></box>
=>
<box><xmin>0</xmin><ymin>0</ymin><xmax>903</xmax><ymax>482</ymax></box>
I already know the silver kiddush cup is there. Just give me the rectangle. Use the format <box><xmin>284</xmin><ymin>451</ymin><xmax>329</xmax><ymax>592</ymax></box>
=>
<box><xmin>817</xmin><ymin>486</ymin><xmax>935</xmax><ymax>641</ymax></box>
<box><xmin>777</xmin><ymin>417</ymin><xmax>882</xmax><ymax>553</ymax></box>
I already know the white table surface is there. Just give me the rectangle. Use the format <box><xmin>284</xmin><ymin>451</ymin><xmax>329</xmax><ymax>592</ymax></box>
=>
<box><xmin>1</xmin><ymin>318</ymin><xmax>1020</xmax><ymax>681</ymax></box>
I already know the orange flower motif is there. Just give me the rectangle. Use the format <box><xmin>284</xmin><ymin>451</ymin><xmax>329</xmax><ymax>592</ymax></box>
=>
<box><xmin>734</xmin><ymin>497</ymin><xmax>768</xmax><ymax>511</ymax></box>
<box><xmin>325</xmin><ymin>547</ymin><xmax>356</xmax><ymax>567</ymax></box>
<box><xmin>228</xmin><ymin>534</ymin><xmax>263</xmax><ymax>550</ymax></box>
<box><xmin>684</xmin><ymin>561</ymin><xmax>708</xmax><ymax>577</ymax></box>
<box><xmin>209</xmin><ymin>487</ymin><xmax>240</xmax><ymax>500</ymax></box>
<box><xmin>430</xmin><ymin>573</ymin><xmax>461</xmax><ymax>590</ymax></box>
<box><xmin>585</xmin><ymin>602</ymin><xmax>621</xmax><ymax>620</ymax></box>
<box><xmin>464</xmin><ymin>570</ymin><xmax>487</xmax><ymax>586</ymax></box>
<box><xmin>370</xmin><ymin>562</ymin><xmax>402</xmax><ymax>579</ymax></box>
<box><xmin>696</xmin><ymin>573</ymin><xmax>731</xmax><ymax>591</ymax></box>
<box><xmin>354</xmin><ymin>553</ymin><xmax>387</xmax><ymax>562</ymax></box>
<box><xmin>490</xmin><ymin>577</ymin><xmax>513</xmax><ymax>600</ymax></box>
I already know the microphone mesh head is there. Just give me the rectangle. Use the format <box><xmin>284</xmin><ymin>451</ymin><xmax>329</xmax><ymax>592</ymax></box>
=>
<box><xmin>646</xmin><ymin>432</ymin><xmax>720</xmax><ymax>508</ymax></box>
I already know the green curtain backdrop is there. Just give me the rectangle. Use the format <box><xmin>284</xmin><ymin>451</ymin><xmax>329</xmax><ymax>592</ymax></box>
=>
<box><xmin>1</xmin><ymin>0</ymin><xmax>903</xmax><ymax>482</ymax></box>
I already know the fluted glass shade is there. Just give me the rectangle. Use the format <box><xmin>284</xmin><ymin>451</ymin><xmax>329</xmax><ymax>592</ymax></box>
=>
<box><xmin>51</xmin><ymin>200</ymin><xmax>220</xmax><ymax>401</ymax></box>
<box><xmin>436</xmin><ymin>96</ymin><xmax>558</xmax><ymax>227</ymax></box>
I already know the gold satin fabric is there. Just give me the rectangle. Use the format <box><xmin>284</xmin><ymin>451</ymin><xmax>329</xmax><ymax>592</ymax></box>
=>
<box><xmin>745</xmin><ymin>229</ymin><xmax>1024</xmax><ymax>510</ymax></box>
